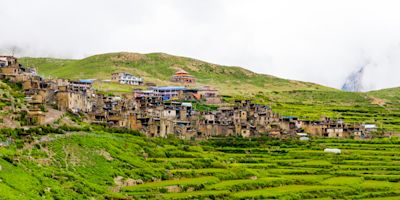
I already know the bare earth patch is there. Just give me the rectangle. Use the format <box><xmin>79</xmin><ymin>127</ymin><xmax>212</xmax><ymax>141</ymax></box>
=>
<box><xmin>371</xmin><ymin>96</ymin><xmax>386</xmax><ymax>106</ymax></box>
<box><xmin>97</xmin><ymin>149</ymin><xmax>114</xmax><ymax>161</ymax></box>
<box><xmin>111</xmin><ymin>53</ymin><xmax>147</xmax><ymax>62</ymax></box>
<box><xmin>112</xmin><ymin>176</ymin><xmax>144</xmax><ymax>192</ymax></box>
<box><xmin>44</xmin><ymin>108</ymin><xmax>65</xmax><ymax>124</ymax></box>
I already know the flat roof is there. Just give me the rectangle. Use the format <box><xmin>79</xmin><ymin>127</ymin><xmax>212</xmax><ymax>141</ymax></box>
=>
<box><xmin>151</xmin><ymin>86</ymin><xmax>186</xmax><ymax>91</ymax></box>
<box><xmin>78</xmin><ymin>79</ymin><xmax>94</xmax><ymax>84</ymax></box>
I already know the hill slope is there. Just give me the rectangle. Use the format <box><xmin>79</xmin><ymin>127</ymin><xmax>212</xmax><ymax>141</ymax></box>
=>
<box><xmin>19</xmin><ymin>52</ymin><xmax>400</xmax><ymax>131</ymax></box>
<box><xmin>0</xmin><ymin>80</ymin><xmax>27</xmax><ymax>128</ymax></box>
<box><xmin>20</xmin><ymin>52</ymin><xmax>334</xmax><ymax>95</ymax></box>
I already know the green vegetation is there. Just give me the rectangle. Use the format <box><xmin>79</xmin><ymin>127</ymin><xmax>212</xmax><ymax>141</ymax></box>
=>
<box><xmin>0</xmin><ymin>80</ymin><xmax>28</xmax><ymax>127</ymax></box>
<box><xmin>249</xmin><ymin>89</ymin><xmax>400</xmax><ymax>131</ymax></box>
<box><xmin>9</xmin><ymin>52</ymin><xmax>400</xmax><ymax>198</ymax></box>
<box><xmin>19</xmin><ymin>52</ymin><xmax>332</xmax><ymax>96</ymax></box>
<box><xmin>1</xmin><ymin>129</ymin><xmax>400</xmax><ymax>199</ymax></box>
<box><xmin>18</xmin><ymin>52</ymin><xmax>400</xmax><ymax>131</ymax></box>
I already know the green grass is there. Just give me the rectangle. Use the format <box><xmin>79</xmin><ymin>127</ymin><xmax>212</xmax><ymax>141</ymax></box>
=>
<box><xmin>361</xmin><ymin>180</ymin><xmax>393</xmax><ymax>191</ymax></box>
<box><xmin>7</xmin><ymin>51</ymin><xmax>400</xmax><ymax>199</ymax></box>
<box><xmin>124</xmin><ymin>176</ymin><xmax>220</xmax><ymax>192</ymax></box>
<box><xmin>206</xmin><ymin>177</ymin><xmax>285</xmax><ymax>190</ymax></box>
<box><xmin>1</xmin><ymin>132</ymin><xmax>400</xmax><ymax>199</ymax></box>
<box><xmin>321</xmin><ymin>176</ymin><xmax>364</xmax><ymax>186</ymax></box>
<box><xmin>19</xmin><ymin>52</ymin><xmax>333</xmax><ymax>97</ymax></box>
<box><xmin>232</xmin><ymin>185</ymin><xmax>346</xmax><ymax>199</ymax></box>
<box><xmin>19</xmin><ymin>52</ymin><xmax>400</xmax><ymax>131</ymax></box>
<box><xmin>161</xmin><ymin>190</ymin><xmax>230</xmax><ymax>199</ymax></box>
<box><xmin>0</xmin><ymin>80</ymin><xmax>27</xmax><ymax>127</ymax></box>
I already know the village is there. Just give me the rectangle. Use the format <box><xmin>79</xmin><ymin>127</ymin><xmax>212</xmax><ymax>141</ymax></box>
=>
<box><xmin>0</xmin><ymin>55</ymin><xmax>380</xmax><ymax>140</ymax></box>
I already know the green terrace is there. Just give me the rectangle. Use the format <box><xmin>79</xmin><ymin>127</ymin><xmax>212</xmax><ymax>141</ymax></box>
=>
<box><xmin>1</xmin><ymin>128</ymin><xmax>400</xmax><ymax>199</ymax></box>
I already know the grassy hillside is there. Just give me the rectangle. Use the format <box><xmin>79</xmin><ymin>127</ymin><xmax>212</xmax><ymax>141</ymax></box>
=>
<box><xmin>20</xmin><ymin>52</ymin><xmax>334</xmax><ymax>95</ymax></box>
<box><xmin>19</xmin><ymin>52</ymin><xmax>400</xmax><ymax>132</ymax></box>
<box><xmin>246</xmin><ymin>89</ymin><xmax>400</xmax><ymax>131</ymax></box>
<box><xmin>368</xmin><ymin>87</ymin><xmax>400</xmax><ymax>104</ymax></box>
<box><xmin>2</xmin><ymin>129</ymin><xmax>400</xmax><ymax>199</ymax></box>
<box><xmin>0</xmin><ymin>80</ymin><xmax>27</xmax><ymax>128</ymax></box>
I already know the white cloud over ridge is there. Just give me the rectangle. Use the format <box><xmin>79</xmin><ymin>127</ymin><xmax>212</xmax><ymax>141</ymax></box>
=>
<box><xmin>1</xmin><ymin>0</ymin><xmax>400</xmax><ymax>90</ymax></box>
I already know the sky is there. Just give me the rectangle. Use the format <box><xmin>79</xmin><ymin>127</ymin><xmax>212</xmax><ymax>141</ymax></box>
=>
<box><xmin>1</xmin><ymin>0</ymin><xmax>400</xmax><ymax>91</ymax></box>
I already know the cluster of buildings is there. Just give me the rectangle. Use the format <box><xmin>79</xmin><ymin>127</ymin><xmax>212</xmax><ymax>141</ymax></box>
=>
<box><xmin>132</xmin><ymin>86</ymin><xmax>220</xmax><ymax>104</ymax></box>
<box><xmin>110</xmin><ymin>69</ymin><xmax>195</xmax><ymax>86</ymax></box>
<box><xmin>0</xmin><ymin>55</ymin><xmax>382</xmax><ymax>139</ymax></box>
<box><xmin>0</xmin><ymin>56</ymin><xmax>44</xmax><ymax>125</ymax></box>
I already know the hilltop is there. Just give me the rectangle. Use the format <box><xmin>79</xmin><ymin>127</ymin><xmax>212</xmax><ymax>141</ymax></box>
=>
<box><xmin>19</xmin><ymin>52</ymin><xmax>400</xmax><ymax>131</ymax></box>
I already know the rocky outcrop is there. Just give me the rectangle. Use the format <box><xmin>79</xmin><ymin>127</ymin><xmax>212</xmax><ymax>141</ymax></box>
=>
<box><xmin>342</xmin><ymin>67</ymin><xmax>365</xmax><ymax>92</ymax></box>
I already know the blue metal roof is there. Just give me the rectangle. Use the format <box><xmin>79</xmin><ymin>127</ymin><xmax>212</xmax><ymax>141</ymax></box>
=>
<box><xmin>79</xmin><ymin>79</ymin><xmax>94</xmax><ymax>84</ymax></box>
<box><xmin>152</xmin><ymin>86</ymin><xmax>186</xmax><ymax>91</ymax></box>
<box><xmin>283</xmin><ymin>116</ymin><xmax>297</xmax><ymax>119</ymax></box>
<box><xmin>162</xmin><ymin>96</ymin><xmax>170</xmax><ymax>101</ymax></box>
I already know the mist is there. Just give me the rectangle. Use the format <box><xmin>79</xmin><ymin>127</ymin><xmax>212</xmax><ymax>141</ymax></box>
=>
<box><xmin>1</xmin><ymin>0</ymin><xmax>400</xmax><ymax>91</ymax></box>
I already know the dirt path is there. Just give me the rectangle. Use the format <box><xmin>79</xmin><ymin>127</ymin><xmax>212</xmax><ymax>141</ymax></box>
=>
<box><xmin>44</xmin><ymin>108</ymin><xmax>65</xmax><ymax>124</ymax></box>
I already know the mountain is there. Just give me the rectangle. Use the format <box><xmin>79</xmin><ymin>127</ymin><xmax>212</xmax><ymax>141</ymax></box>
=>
<box><xmin>18</xmin><ymin>52</ymin><xmax>400</xmax><ymax>132</ymax></box>
<box><xmin>341</xmin><ymin>67</ymin><xmax>365</xmax><ymax>92</ymax></box>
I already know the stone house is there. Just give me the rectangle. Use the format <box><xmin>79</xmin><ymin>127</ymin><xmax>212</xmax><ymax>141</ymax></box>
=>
<box><xmin>56</xmin><ymin>80</ymin><xmax>95</xmax><ymax>113</ymax></box>
<box><xmin>26</xmin><ymin>94</ymin><xmax>46</xmax><ymax>125</ymax></box>
<box><xmin>326</xmin><ymin>128</ymin><xmax>345</xmax><ymax>138</ymax></box>
<box><xmin>133</xmin><ymin>89</ymin><xmax>155</xmax><ymax>98</ymax></box>
<box><xmin>0</xmin><ymin>56</ymin><xmax>22</xmax><ymax>77</ymax></box>
<box><xmin>197</xmin><ymin>86</ymin><xmax>221</xmax><ymax>104</ymax></box>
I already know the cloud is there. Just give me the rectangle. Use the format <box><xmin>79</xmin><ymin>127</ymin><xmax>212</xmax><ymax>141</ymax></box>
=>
<box><xmin>1</xmin><ymin>0</ymin><xmax>400</xmax><ymax>90</ymax></box>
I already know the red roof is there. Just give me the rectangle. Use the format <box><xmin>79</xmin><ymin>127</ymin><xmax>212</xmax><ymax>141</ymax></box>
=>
<box><xmin>175</xmin><ymin>69</ymin><xmax>189</xmax><ymax>75</ymax></box>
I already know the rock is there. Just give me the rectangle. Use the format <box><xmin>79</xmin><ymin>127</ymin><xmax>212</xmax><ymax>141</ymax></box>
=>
<box><xmin>342</xmin><ymin>67</ymin><xmax>365</xmax><ymax>92</ymax></box>
<box><xmin>166</xmin><ymin>185</ymin><xmax>181</xmax><ymax>193</ymax></box>
<box><xmin>114</xmin><ymin>176</ymin><xmax>144</xmax><ymax>187</ymax></box>
<box><xmin>250</xmin><ymin>176</ymin><xmax>258</xmax><ymax>180</ymax></box>
<box><xmin>98</xmin><ymin>149</ymin><xmax>113</xmax><ymax>161</ymax></box>
<box><xmin>114</xmin><ymin>176</ymin><xmax>124</xmax><ymax>186</ymax></box>
<box><xmin>186</xmin><ymin>187</ymin><xmax>195</xmax><ymax>192</ymax></box>
<box><xmin>124</xmin><ymin>179</ymin><xmax>136</xmax><ymax>186</ymax></box>
<box><xmin>124</xmin><ymin>178</ymin><xmax>144</xmax><ymax>186</ymax></box>
<box><xmin>152</xmin><ymin>177</ymin><xmax>161</xmax><ymax>182</ymax></box>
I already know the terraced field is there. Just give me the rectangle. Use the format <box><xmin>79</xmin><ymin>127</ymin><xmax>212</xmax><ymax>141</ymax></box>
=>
<box><xmin>122</xmin><ymin>138</ymin><xmax>400</xmax><ymax>199</ymax></box>
<box><xmin>2</xmin><ymin>129</ymin><xmax>400</xmax><ymax>199</ymax></box>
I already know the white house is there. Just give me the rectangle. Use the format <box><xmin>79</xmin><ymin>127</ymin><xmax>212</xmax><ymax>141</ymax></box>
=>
<box><xmin>362</xmin><ymin>124</ymin><xmax>378</xmax><ymax>132</ymax></box>
<box><xmin>111</xmin><ymin>72</ymin><xmax>143</xmax><ymax>85</ymax></box>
